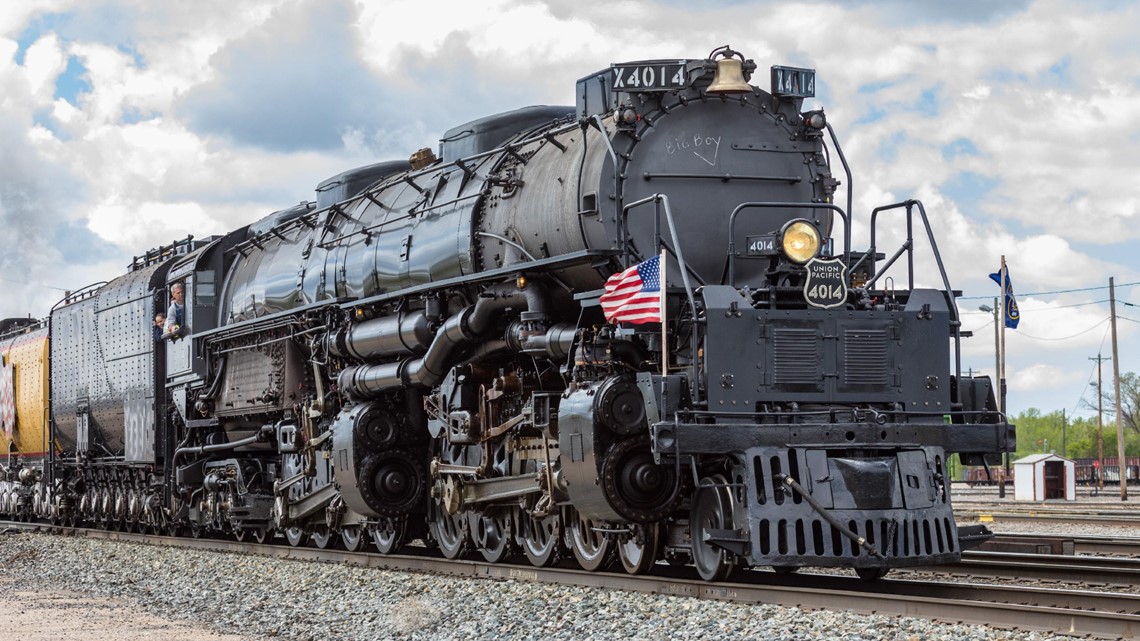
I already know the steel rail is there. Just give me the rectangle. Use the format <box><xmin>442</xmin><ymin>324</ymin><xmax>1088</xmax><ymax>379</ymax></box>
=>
<box><xmin>955</xmin><ymin>509</ymin><xmax>1140</xmax><ymax>527</ymax></box>
<box><xmin>931</xmin><ymin>550</ymin><xmax>1140</xmax><ymax>586</ymax></box>
<box><xmin>983</xmin><ymin>532</ymin><xmax>1140</xmax><ymax>557</ymax></box>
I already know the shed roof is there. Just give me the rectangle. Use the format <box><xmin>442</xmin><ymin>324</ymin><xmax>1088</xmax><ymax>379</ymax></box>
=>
<box><xmin>1012</xmin><ymin>453</ymin><xmax>1072</xmax><ymax>465</ymax></box>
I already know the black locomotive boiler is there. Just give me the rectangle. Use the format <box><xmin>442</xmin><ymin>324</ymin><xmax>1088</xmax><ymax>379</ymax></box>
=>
<box><xmin>5</xmin><ymin>47</ymin><xmax>1012</xmax><ymax>581</ymax></box>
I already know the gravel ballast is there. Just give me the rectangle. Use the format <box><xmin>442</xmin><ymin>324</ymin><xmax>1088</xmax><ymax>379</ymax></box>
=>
<box><xmin>0</xmin><ymin>532</ymin><xmax>1070</xmax><ymax>641</ymax></box>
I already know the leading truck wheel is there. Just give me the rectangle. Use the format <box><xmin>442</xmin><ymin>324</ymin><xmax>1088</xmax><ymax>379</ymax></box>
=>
<box><xmin>690</xmin><ymin>475</ymin><xmax>735</xmax><ymax>582</ymax></box>
<box><xmin>618</xmin><ymin>522</ymin><xmax>662</xmax><ymax>575</ymax></box>
<box><xmin>566</xmin><ymin>507</ymin><xmax>612</xmax><ymax>572</ymax></box>
<box><xmin>371</xmin><ymin>518</ymin><xmax>408</xmax><ymax>555</ymax></box>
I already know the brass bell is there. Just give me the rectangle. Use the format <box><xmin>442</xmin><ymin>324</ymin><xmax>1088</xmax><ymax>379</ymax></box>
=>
<box><xmin>409</xmin><ymin>147</ymin><xmax>437</xmax><ymax>170</ymax></box>
<box><xmin>706</xmin><ymin>46</ymin><xmax>752</xmax><ymax>94</ymax></box>
<box><xmin>707</xmin><ymin>47</ymin><xmax>752</xmax><ymax>95</ymax></box>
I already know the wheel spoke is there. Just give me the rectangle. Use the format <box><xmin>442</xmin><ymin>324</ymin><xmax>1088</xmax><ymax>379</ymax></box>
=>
<box><xmin>285</xmin><ymin>526</ymin><xmax>306</xmax><ymax>547</ymax></box>
<box><xmin>310</xmin><ymin>527</ymin><xmax>336</xmax><ymax>549</ymax></box>
<box><xmin>472</xmin><ymin>511</ymin><xmax>513</xmax><ymax>564</ymax></box>
<box><xmin>518</xmin><ymin>509</ymin><xmax>561</xmax><ymax>568</ymax></box>
<box><xmin>341</xmin><ymin>525</ymin><xmax>366</xmax><ymax>552</ymax></box>
<box><xmin>430</xmin><ymin>502</ymin><xmax>468</xmax><ymax>559</ymax></box>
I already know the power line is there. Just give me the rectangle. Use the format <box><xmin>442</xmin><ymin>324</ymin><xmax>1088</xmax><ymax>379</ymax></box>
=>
<box><xmin>1045</xmin><ymin>299</ymin><xmax>1112</xmax><ymax>310</ymax></box>
<box><xmin>1071</xmin><ymin>358</ymin><xmax>1100</xmax><ymax>419</ymax></box>
<box><xmin>1007</xmin><ymin>317</ymin><xmax>1111</xmax><ymax>341</ymax></box>
<box><xmin>0</xmin><ymin>275</ymin><xmax>70</xmax><ymax>292</ymax></box>
<box><xmin>961</xmin><ymin>299</ymin><xmax>1110</xmax><ymax>314</ymax></box>
<box><xmin>1070</xmin><ymin>325</ymin><xmax>1114</xmax><ymax>418</ymax></box>
<box><xmin>959</xmin><ymin>280</ymin><xmax>1140</xmax><ymax>301</ymax></box>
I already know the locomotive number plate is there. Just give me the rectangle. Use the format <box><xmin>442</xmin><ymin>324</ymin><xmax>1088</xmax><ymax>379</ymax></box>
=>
<box><xmin>771</xmin><ymin>65</ymin><xmax>816</xmax><ymax>98</ymax></box>
<box><xmin>745</xmin><ymin>234</ymin><xmax>778</xmax><ymax>257</ymax></box>
<box><xmin>611</xmin><ymin>63</ymin><xmax>688</xmax><ymax>92</ymax></box>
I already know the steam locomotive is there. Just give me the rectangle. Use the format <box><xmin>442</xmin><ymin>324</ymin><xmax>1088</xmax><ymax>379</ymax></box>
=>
<box><xmin>0</xmin><ymin>47</ymin><xmax>1012</xmax><ymax>581</ymax></box>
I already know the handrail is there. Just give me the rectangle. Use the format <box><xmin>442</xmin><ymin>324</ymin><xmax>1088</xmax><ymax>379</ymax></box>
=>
<box><xmin>726</xmin><ymin>202</ymin><xmax>850</xmax><ymax>287</ymax></box>
<box><xmin>866</xmin><ymin>199</ymin><xmax>962</xmax><ymax>380</ymax></box>
<box><xmin>229</xmin><ymin>118</ymin><xmax>582</xmax><ymax>258</ymax></box>
<box><xmin>620</xmin><ymin>193</ymin><xmax>702</xmax><ymax>404</ymax></box>
<box><xmin>52</xmin><ymin>282</ymin><xmax>107</xmax><ymax>309</ymax></box>
<box><xmin>825</xmin><ymin>123</ymin><xmax>854</xmax><ymax>236</ymax></box>
<box><xmin>620</xmin><ymin>194</ymin><xmax>698</xmax><ymax>322</ymax></box>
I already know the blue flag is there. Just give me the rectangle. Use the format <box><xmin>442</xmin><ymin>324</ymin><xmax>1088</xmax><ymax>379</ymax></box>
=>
<box><xmin>988</xmin><ymin>269</ymin><xmax>1020</xmax><ymax>329</ymax></box>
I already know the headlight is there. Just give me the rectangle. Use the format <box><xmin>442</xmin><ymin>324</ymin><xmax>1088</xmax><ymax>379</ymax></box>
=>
<box><xmin>780</xmin><ymin>219</ymin><xmax>821</xmax><ymax>264</ymax></box>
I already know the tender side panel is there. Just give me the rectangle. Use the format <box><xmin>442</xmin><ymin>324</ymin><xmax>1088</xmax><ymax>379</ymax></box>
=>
<box><xmin>52</xmin><ymin>265</ymin><xmax>161</xmax><ymax>461</ymax></box>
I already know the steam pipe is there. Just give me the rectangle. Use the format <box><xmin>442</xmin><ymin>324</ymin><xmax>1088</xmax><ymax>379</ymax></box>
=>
<box><xmin>338</xmin><ymin>283</ymin><xmax>550</xmax><ymax>397</ymax></box>
<box><xmin>331</xmin><ymin>310</ymin><xmax>434</xmax><ymax>360</ymax></box>
<box><xmin>173</xmin><ymin>426</ymin><xmax>272</xmax><ymax>464</ymax></box>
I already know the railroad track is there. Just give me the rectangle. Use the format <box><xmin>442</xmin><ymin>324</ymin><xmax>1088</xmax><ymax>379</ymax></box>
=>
<box><xmin>989</xmin><ymin>532</ymin><xmax>1140</xmax><ymax>557</ymax></box>
<box><xmin>938</xmin><ymin>550</ymin><xmax>1140</xmax><ymax>586</ymax></box>
<box><xmin>955</xmin><ymin>508</ymin><xmax>1140</xmax><ymax>527</ymax></box>
<box><xmin>2</xmin><ymin>521</ymin><xmax>1137</xmax><ymax>639</ymax></box>
<box><xmin>1072</xmin><ymin>535</ymin><xmax>1140</xmax><ymax>557</ymax></box>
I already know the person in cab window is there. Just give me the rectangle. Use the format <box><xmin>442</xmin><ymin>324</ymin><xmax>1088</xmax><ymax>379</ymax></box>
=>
<box><xmin>153</xmin><ymin>313</ymin><xmax>165</xmax><ymax>342</ymax></box>
<box><xmin>164</xmin><ymin>282</ymin><xmax>185</xmax><ymax>337</ymax></box>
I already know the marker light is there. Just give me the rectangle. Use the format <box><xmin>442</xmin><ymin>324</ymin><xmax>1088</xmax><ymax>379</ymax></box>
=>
<box><xmin>802</xmin><ymin>110</ymin><xmax>826</xmax><ymax>130</ymax></box>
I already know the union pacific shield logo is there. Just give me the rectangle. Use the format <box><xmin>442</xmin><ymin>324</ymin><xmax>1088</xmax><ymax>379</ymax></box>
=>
<box><xmin>803</xmin><ymin>257</ymin><xmax>848</xmax><ymax>309</ymax></box>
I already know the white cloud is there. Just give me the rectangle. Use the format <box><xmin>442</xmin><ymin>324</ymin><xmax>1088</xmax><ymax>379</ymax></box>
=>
<box><xmin>1009</xmin><ymin>362</ymin><xmax>1087</xmax><ymax>396</ymax></box>
<box><xmin>0</xmin><ymin>0</ymin><xmax>1136</xmax><ymax>418</ymax></box>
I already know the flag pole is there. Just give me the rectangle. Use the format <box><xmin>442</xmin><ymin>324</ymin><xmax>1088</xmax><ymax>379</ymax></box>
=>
<box><xmin>999</xmin><ymin>255</ymin><xmax>1007</xmax><ymax>415</ymax></box>
<box><xmin>660</xmin><ymin>249</ymin><xmax>667</xmax><ymax>376</ymax></box>
<box><xmin>999</xmin><ymin>254</ymin><xmax>1009</xmax><ymax>498</ymax></box>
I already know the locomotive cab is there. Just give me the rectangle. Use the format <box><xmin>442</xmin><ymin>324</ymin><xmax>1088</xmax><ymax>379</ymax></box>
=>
<box><xmin>163</xmin><ymin>237</ymin><xmax>226</xmax><ymax>389</ymax></box>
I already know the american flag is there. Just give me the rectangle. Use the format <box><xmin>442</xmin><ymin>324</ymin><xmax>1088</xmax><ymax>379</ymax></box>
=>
<box><xmin>600</xmin><ymin>255</ymin><xmax>664</xmax><ymax>324</ymax></box>
<box><xmin>0</xmin><ymin>362</ymin><xmax>15</xmax><ymax>440</ymax></box>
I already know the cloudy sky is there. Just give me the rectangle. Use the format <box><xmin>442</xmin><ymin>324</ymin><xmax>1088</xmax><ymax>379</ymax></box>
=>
<box><xmin>0</xmin><ymin>0</ymin><xmax>1137</xmax><ymax>420</ymax></box>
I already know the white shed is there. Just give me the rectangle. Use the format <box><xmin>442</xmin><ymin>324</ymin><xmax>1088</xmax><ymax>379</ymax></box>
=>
<box><xmin>1013</xmin><ymin>453</ymin><xmax>1075</xmax><ymax>501</ymax></box>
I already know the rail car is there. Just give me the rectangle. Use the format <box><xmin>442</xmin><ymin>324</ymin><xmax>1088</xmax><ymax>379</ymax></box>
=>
<box><xmin>960</xmin><ymin>458</ymin><xmax>1140</xmax><ymax>487</ymax></box>
<box><xmin>1073</xmin><ymin>458</ymin><xmax>1140</xmax><ymax>485</ymax></box>
<box><xmin>0</xmin><ymin>47</ymin><xmax>1012</xmax><ymax>581</ymax></box>
<box><xmin>0</xmin><ymin>318</ymin><xmax>50</xmax><ymax>518</ymax></box>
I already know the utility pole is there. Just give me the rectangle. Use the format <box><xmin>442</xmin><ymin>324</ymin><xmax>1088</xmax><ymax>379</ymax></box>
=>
<box><xmin>978</xmin><ymin>300</ymin><xmax>1004</xmax><ymax>495</ymax></box>
<box><xmin>992</xmin><ymin>296</ymin><xmax>1000</xmax><ymax>397</ymax></box>
<box><xmin>1110</xmin><ymin>277</ymin><xmax>1127</xmax><ymax>500</ymax></box>
<box><xmin>1061</xmin><ymin>408</ymin><xmax>1067</xmax><ymax>458</ymax></box>
<box><xmin>1090</xmin><ymin>353</ymin><xmax>1110</xmax><ymax>491</ymax></box>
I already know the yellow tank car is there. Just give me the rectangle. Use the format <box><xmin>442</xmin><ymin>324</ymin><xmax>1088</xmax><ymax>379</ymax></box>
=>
<box><xmin>1</xmin><ymin>319</ymin><xmax>50</xmax><ymax>519</ymax></box>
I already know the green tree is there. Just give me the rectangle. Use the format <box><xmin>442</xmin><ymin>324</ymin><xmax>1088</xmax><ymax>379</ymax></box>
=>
<box><xmin>1087</xmin><ymin>371</ymin><xmax>1139</xmax><ymax>434</ymax></box>
<box><xmin>1009</xmin><ymin>407</ymin><xmax>1139</xmax><ymax>460</ymax></box>
<box><xmin>1010</xmin><ymin>408</ymin><xmax>1068</xmax><ymax>459</ymax></box>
